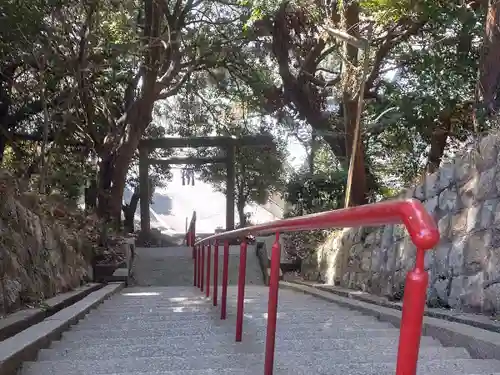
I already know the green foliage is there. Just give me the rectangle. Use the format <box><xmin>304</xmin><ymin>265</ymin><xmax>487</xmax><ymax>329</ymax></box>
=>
<box><xmin>360</xmin><ymin>0</ymin><xmax>416</xmax><ymax>22</ymax></box>
<box><xmin>198</xmin><ymin>127</ymin><xmax>285</xmax><ymax>224</ymax></box>
<box><xmin>285</xmin><ymin>169</ymin><xmax>347</xmax><ymax>216</ymax></box>
<box><xmin>0</xmin><ymin>0</ymin><xmax>494</xmax><ymax>232</ymax></box>
<box><xmin>363</xmin><ymin>2</ymin><xmax>483</xmax><ymax>187</ymax></box>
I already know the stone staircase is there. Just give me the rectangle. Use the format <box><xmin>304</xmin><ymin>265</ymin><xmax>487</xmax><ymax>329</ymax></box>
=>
<box><xmin>131</xmin><ymin>245</ymin><xmax>264</xmax><ymax>287</ymax></box>
<box><xmin>16</xmin><ymin>245</ymin><xmax>500</xmax><ymax>374</ymax></box>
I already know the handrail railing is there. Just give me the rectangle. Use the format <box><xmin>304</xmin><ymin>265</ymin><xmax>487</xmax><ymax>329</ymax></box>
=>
<box><xmin>186</xmin><ymin>211</ymin><xmax>196</xmax><ymax>286</ymax></box>
<box><xmin>186</xmin><ymin>211</ymin><xmax>196</xmax><ymax>246</ymax></box>
<box><xmin>190</xmin><ymin>199</ymin><xmax>439</xmax><ymax>375</ymax></box>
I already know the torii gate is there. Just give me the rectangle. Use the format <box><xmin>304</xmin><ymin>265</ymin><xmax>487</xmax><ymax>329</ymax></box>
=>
<box><xmin>138</xmin><ymin>135</ymin><xmax>274</xmax><ymax>237</ymax></box>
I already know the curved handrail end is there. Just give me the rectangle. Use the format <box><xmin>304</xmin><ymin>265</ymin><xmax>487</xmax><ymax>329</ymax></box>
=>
<box><xmin>399</xmin><ymin>199</ymin><xmax>439</xmax><ymax>250</ymax></box>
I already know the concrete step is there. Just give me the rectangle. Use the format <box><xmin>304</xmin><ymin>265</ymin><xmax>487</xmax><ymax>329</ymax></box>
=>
<box><xmin>98</xmin><ymin>299</ymin><xmax>337</xmax><ymax>310</ymax></box>
<box><xmin>79</xmin><ymin>313</ymin><xmax>384</xmax><ymax>326</ymax></box>
<box><xmin>132</xmin><ymin>246</ymin><xmax>264</xmax><ymax>286</ymax></box>
<box><xmin>110</xmin><ymin>287</ymin><xmax>307</xmax><ymax>298</ymax></box>
<box><xmin>105</xmin><ymin>290</ymin><xmax>307</xmax><ymax>303</ymax></box>
<box><xmin>22</xmin><ymin>365</ymin><xmax>500</xmax><ymax>375</ymax></box>
<box><xmin>103</xmin><ymin>290</ymin><xmax>325</xmax><ymax>300</ymax></box>
<box><xmin>93</xmin><ymin>305</ymin><xmax>361</xmax><ymax>315</ymax></box>
<box><xmin>22</xmin><ymin>348</ymin><xmax>474</xmax><ymax>374</ymax></box>
<box><xmin>82</xmin><ymin>309</ymin><xmax>372</xmax><ymax>324</ymax></box>
<box><xmin>98</xmin><ymin>299</ymin><xmax>348</xmax><ymax>310</ymax></box>
<box><xmin>22</xmin><ymin>366</ymin><xmax>500</xmax><ymax>375</ymax></box>
<box><xmin>47</xmin><ymin>335</ymin><xmax>441</xmax><ymax>356</ymax></box>
<box><xmin>72</xmin><ymin>318</ymin><xmax>393</xmax><ymax>332</ymax></box>
<box><xmin>60</xmin><ymin>325</ymin><xmax>402</xmax><ymax>341</ymax></box>
<box><xmin>95</xmin><ymin>303</ymin><xmax>355</xmax><ymax>314</ymax></box>
<box><xmin>38</xmin><ymin>338</ymin><xmax>446</xmax><ymax>361</ymax></box>
<box><xmin>88</xmin><ymin>301</ymin><xmax>367</xmax><ymax>317</ymax></box>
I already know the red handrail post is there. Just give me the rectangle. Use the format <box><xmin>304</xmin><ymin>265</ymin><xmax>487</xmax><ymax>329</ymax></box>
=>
<box><xmin>221</xmin><ymin>240</ymin><xmax>230</xmax><ymax>320</ymax></box>
<box><xmin>193</xmin><ymin>244</ymin><xmax>197</xmax><ymax>287</ymax></box>
<box><xmin>197</xmin><ymin>246</ymin><xmax>201</xmax><ymax>288</ymax></box>
<box><xmin>235</xmin><ymin>240</ymin><xmax>248</xmax><ymax>342</ymax></box>
<box><xmin>192</xmin><ymin>232</ymin><xmax>195</xmax><ymax>259</ymax></box>
<box><xmin>206</xmin><ymin>242</ymin><xmax>211</xmax><ymax>298</ymax></box>
<box><xmin>213</xmin><ymin>240</ymin><xmax>219</xmax><ymax>306</ymax></box>
<box><xmin>395</xmin><ymin>248</ymin><xmax>428</xmax><ymax>375</ymax></box>
<box><xmin>201</xmin><ymin>244</ymin><xmax>205</xmax><ymax>292</ymax></box>
<box><xmin>264</xmin><ymin>233</ymin><xmax>281</xmax><ymax>375</ymax></box>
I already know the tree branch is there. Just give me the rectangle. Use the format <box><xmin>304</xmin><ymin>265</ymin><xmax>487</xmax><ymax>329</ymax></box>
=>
<box><xmin>365</xmin><ymin>17</ymin><xmax>427</xmax><ymax>91</ymax></box>
<box><xmin>156</xmin><ymin>65</ymin><xmax>199</xmax><ymax>99</ymax></box>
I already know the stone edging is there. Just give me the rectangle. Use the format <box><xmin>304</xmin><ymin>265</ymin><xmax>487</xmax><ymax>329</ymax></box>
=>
<box><xmin>291</xmin><ymin>280</ymin><xmax>500</xmax><ymax>333</ymax></box>
<box><xmin>255</xmin><ymin>242</ymin><xmax>270</xmax><ymax>286</ymax></box>
<box><xmin>94</xmin><ymin>239</ymin><xmax>136</xmax><ymax>285</ymax></box>
<box><xmin>255</xmin><ymin>241</ymin><xmax>284</xmax><ymax>287</ymax></box>
<box><xmin>0</xmin><ymin>283</ymin><xmax>102</xmax><ymax>342</ymax></box>
<box><xmin>280</xmin><ymin>281</ymin><xmax>500</xmax><ymax>361</ymax></box>
<box><xmin>0</xmin><ymin>282</ymin><xmax>124</xmax><ymax>375</ymax></box>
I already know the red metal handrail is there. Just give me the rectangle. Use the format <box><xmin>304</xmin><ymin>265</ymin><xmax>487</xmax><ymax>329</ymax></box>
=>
<box><xmin>221</xmin><ymin>240</ymin><xmax>229</xmax><ymax>319</ymax></box>
<box><xmin>192</xmin><ymin>199</ymin><xmax>439</xmax><ymax>375</ymax></box>
<box><xmin>213</xmin><ymin>240</ymin><xmax>219</xmax><ymax>306</ymax></box>
<box><xmin>235</xmin><ymin>240</ymin><xmax>247</xmax><ymax>342</ymax></box>
<box><xmin>200</xmin><ymin>243</ymin><xmax>205</xmax><ymax>292</ymax></box>
<box><xmin>206</xmin><ymin>243</ymin><xmax>211</xmax><ymax>298</ymax></box>
<box><xmin>186</xmin><ymin>211</ymin><xmax>196</xmax><ymax>247</ymax></box>
<box><xmin>187</xmin><ymin>211</ymin><xmax>197</xmax><ymax>286</ymax></box>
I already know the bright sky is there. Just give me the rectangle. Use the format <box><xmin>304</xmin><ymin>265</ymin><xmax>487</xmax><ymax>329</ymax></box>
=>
<box><xmin>125</xmin><ymin>136</ymin><xmax>307</xmax><ymax>234</ymax></box>
<box><xmin>287</xmin><ymin>136</ymin><xmax>307</xmax><ymax>169</ymax></box>
<box><xmin>127</xmin><ymin>168</ymin><xmax>285</xmax><ymax>234</ymax></box>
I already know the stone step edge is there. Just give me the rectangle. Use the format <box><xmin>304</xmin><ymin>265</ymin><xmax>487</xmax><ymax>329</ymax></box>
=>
<box><xmin>37</xmin><ymin>342</ymin><xmax>453</xmax><ymax>361</ymax></box>
<box><xmin>0</xmin><ymin>283</ymin><xmax>102</xmax><ymax>342</ymax></box>
<box><xmin>280</xmin><ymin>281</ymin><xmax>500</xmax><ymax>362</ymax></box>
<box><xmin>292</xmin><ymin>279</ymin><xmax>500</xmax><ymax>334</ymax></box>
<box><xmin>30</xmin><ymin>346</ymin><xmax>470</xmax><ymax>367</ymax></box>
<box><xmin>0</xmin><ymin>282</ymin><xmax>124</xmax><ymax>375</ymax></box>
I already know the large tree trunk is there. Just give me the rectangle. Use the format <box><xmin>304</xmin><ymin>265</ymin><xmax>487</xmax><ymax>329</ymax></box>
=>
<box><xmin>0</xmin><ymin>134</ymin><xmax>6</xmax><ymax>163</ymax></box>
<box><xmin>341</xmin><ymin>2</ymin><xmax>368</xmax><ymax>207</ymax></box>
<box><xmin>0</xmin><ymin>64</ymin><xmax>17</xmax><ymax>163</ymax></box>
<box><xmin>343</xmin><ymin>99</ymin><xmax>368</xmax><ymax>206</ymax></box>
<box><xmin>85</xmin><ymin>178</ymin><xmax>98</xmax><ymax>211</ymax></box>
<box><xmin>97</xmin><ymin>154</ymin><xmax>114</xmax><ymax>218</ymax></box>
<box><xmin>237</xmin><ymin>201</ymin><xmax>246</xmax><ymax>228</ymax></box>
<box><xmin>97</xmin><ymin>0</ymin><xmax>161</xmax><ymax>227</ymax></box>
<box><xmin>270</xmin><ymin>4</ymin><xmax>347</xmax><ymax>160</ymax></box>
<box><xmin>308</xmin><ymin>131</ymin><xmax>317</xmax><ymax>175</ymax></box>
<box><xmin>123</xmin><ymin>188</ymin><xmax>140</xmax><ymax>233</ymax></box>
<box><xmin>426</xmin><ymin>112</ymin><xmax>452</xmax><ymax>173</ymax></box>
<box><xmin>478</xmin><ymin>0</ymin><xmax>500</xmax><ymax>114</ymax></box>
<box><xmin>106</xmin><ymin>96</ymin><xmax>156</xmax><ymax>226</ymax></box>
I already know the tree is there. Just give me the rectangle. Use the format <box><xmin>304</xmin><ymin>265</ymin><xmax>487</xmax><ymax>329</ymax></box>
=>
<box><xmin>198</xmin><ymin>129</ymin><xmax>285</xmax><ymax>227</ymax></box>
<box><xmin>230</xmin><ymin>1</ymin><xmax>487</xmax><ymax>204</ymax></box>
<box><xmin>477</xmin><ymin>0</ymin><xmax>500</xmax><ymax>117</ymax></box>
<box><xmin>88</xmin><ymin>0</ymin><xmax>281</xmax><ymax>226</ymax></box>
<box><xmin>121</xmin><ymin>123</ymin><xmax>174</xmax><ymax>233</ymax></box>
<box><xmin>237</xmin><ymin>1</ymin><xmax>430</xmax><ymax>205</ymax></box>
<box><xmin>361</xmin><ymin>2</ymin><xmax>483</xmax><ymax>189</ymax></box>
<box><xmin>2</xmin><ymin>0</ymin><xmax>495</xmax><ymax>235</ymax></box>
<box><xmin>0</xmin><ymin>0</ymin><xmax>267</xmax><ymax>226</ymax></box>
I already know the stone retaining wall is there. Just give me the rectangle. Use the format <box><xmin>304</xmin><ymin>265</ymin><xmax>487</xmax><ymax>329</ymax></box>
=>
<box><xmin>0</xmin><ymin>172</ymin><xmax>92</xmax><ymax>314</ymax></box>
<box><xmin>301</xmin><ymin>133</ymin><xmax>500</xmax><ymax>313</ymax></box>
